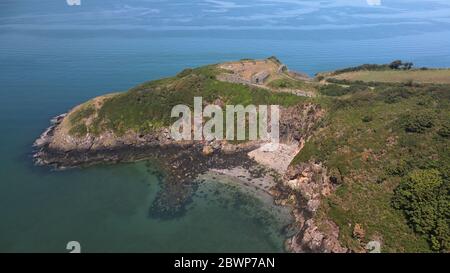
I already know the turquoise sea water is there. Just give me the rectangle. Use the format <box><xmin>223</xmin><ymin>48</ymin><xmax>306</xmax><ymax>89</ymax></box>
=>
<box><xmin>0</xmin><ymin>0</ymin><xmax>450</xmax><ymax>252</ymax></box>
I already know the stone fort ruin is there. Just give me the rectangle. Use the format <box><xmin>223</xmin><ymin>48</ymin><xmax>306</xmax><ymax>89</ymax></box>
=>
<box><xmin>251</xmin><ymin>70</ymin><xmax>270</xmax><ymax>85</ymax></box>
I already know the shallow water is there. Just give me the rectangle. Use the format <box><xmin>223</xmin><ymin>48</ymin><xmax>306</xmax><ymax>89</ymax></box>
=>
<box><xmin>0</xmin><ymin>161</ymin><xmax>291</xmax><ymax>252</ymax></box>
<box><xmin>0</xmin><ymin>0</ymin><xmax>450</xmax><ymax>252</ymax></box>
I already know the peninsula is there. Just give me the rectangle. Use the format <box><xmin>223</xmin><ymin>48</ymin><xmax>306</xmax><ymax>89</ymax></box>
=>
<box><xmin>33</xmin><ymin>57</ymin><xmax>450</xmax><ymax>253</ymax></box>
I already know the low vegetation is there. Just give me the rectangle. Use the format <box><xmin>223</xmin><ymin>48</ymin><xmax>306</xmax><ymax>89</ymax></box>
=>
<box><xmin>393</xmin><ymin>169</ymin><xmax>449</xmax><ymax>251</ymax></box>
<box><xmin>268</xmin><ymin>78</ymin><xmax>317</xmax><ymax>92</ymax></box>
<box><xmin>329</xmin><ymin>69</ymin><xmax>450</xmax><ymax>84</ymax></box>
<box><xmin>294</xmin><ymin>78</ymin><xmax>450</xmax><ymax>252</ymax></box>
<box><xmin>68</xmin><ymin>64</ymin><xmax>306</xmax><ymax>136</ymax></box>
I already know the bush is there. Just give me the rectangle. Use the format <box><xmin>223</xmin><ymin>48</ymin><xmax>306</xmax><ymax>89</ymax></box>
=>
<box><xmin>332</xmin><ymin>63</ymin><xmax>390</xmax><ymax>75</ymax></box>
<box><xmin>385</xmin><ymin>159</ymin><xmax>410</xmax><ymax>176</ymax></box>
<box><xmin>362</xmin><ymin>115</ymin><xmax>373</xmax><ymax>123</ymax></box>
<box><xmin>384</xmin><ymin>94</ymin><xmax>401</xmax><ymax>104</ymax></box>
<box><xmin>382</xmin><ymin>87</ymin><xmax>413</xmax><ymax>104</ymax></box>
<box><xmin>402</xmin><ymin>112</ymin><xmax>436</xmax><ymax>133</ymax></box>
<box><xmin>268</xmin><ymin>56</ymin><xmax>281</xmax><ymax>64</ymax></box>
<box><xmin>319</xmin><ymin>84</ymin><xmax>351</xmax><ymax>96</ymax></box>
<box><xmin>393</xmin><ymin>169</ymin><xmax>449</xmax><ymax>251</ymax></box>
<box><xmin>389</xmin><ymin>60</ymin><xmax>414</xmax><ymax>70</ymax></box>
<box><xmin>329</xmin><ymin>167</ymin><xmax>343</xmax><ymax>185</ymax></box>
<box><xmin>438</xmin><ymin>124</ymin><xmax>450</xmax><ymax>138</ymax></box>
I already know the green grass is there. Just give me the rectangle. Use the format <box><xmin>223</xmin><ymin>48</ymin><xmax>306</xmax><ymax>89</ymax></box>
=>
<box><xmin>68</xmin><ymin>103</ymin><xmax>95</xmax><ymax>136</ymax></box>
<box><xmin>331</xmin><ymin>69</ymin><xmax>450</xmax><ymax>84</ymax></box>
<box><xmin>69</xmin><ymin>64</ymin><xmax>307</xmax><ymax>136</ymax></box>
<box><xmin>267</xmin><ymin>78</ymin><xmax>318</xmax><ymax>92</ymax></box>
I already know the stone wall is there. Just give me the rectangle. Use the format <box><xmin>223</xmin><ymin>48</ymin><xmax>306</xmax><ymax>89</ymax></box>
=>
<box><xmin>251</xmin><ymin>70</ymin><xmax>270</xmax><ymax>84</ymax></box>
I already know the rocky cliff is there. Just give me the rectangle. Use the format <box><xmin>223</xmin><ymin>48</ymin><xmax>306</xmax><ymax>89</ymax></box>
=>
<box><xmin>276</xmin><ymin>162</ymin><xmax>347</xmax><ymax>253</ymax></box>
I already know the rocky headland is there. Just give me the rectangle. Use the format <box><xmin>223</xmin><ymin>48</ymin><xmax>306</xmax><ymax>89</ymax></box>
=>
<box><xmin>33</xmin><ymin>58</ymin><xmax>346</xmax><ymax>252</ymax></box>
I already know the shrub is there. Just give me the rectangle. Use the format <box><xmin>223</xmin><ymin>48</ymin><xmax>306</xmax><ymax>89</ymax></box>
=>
<box><xmin>382</xmin><ymin>87</ymin><xmax>413</xmax><ymax>104</ymax></box>
<box><xmin>362</xmin><ymin>115</ymin><xmax>373</xmax><ymax>123</ymax></box>
<box><xmin>438</xmin><ymin>124</ymin><xmax>450</xmax><ymax>138</ymax></box>
<box><xmin>268</xmin><ymin>56</ymin><xmax>281</xmax><ymax>64</ymax></box>
<box><xmin>384</xmin><ymin>94</ymin><xmax>401</xmax><ymax>104</ymax></box>
<box><xmin>393</xmin><ymin>169</ymin><xmax>449</xmax><ymax>251</ymax></box>
<box><xmin>344</xmin><ymin>91</ymin><xmax>377</xmax><ymax>107</ymax></box>
<box><xmin>389</xmin><ymin>60</ymin><xmax>414</xmax><ymax>70</ymax></box>
<box><xmin>385</xmin><ymin>159</ymin><xmax>410</xmax><ymax>176</ymax></box>
<box><xmin>402</xmin><ymin>112</ymin><xmax>436</xmax><ymax>133</ymax></box>
<box><xmin>329</xmin><ymin>167</ymin><xmax>343</xmax><ymax>185</ymax></box>
<box><xmin>319</xmin><ymin>84</ymin><xmax>350</xmax><ymax>96</ymax></box>
<box><xmin>332</xmin><ymin>63</ymin><xmax>390</xmax><ymax>75</ymax></box>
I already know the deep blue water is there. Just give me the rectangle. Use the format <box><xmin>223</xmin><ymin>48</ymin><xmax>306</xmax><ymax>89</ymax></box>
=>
<box><xmin>0</xmin><ymin>0</ymin><xmax>449</xmax><ymax>252</ymax></box>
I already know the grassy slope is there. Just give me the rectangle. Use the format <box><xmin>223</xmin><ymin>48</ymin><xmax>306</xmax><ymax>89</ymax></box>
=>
<box><xmin>68</xmin><ymin>65</ymin><xmax>307</xmax><ymax>136</ymax></box>
<box><xmin>267</xmin><ymin>77</ymin><xmax>318</xmax><ymax>92</ymax></box>
<box><xmin>330</xmin><ymin>69</ymin><xmax>450</xmax><ymax>84</ymax></box>
<box><xmin>294</xmin><ymin>79</ymin><xmax>450</xmax><ymax>252</ymax></box>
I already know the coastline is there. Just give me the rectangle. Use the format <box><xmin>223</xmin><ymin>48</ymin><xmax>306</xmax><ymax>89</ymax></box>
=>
<box><xmin>32</xmin><ymin>109</ymin><xmax>347</xmax><ymax>252</ymax></box>
<box><xmin>31</xmin><ymin>58</ymin><xmax>346</xmax><ymax>252</ymax></box>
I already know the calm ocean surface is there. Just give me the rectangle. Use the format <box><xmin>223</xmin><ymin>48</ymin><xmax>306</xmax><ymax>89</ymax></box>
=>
<box><xmin>0</xmin><ymin>0</ymin><xmax>450</xmax><ymax>252</ymax></box>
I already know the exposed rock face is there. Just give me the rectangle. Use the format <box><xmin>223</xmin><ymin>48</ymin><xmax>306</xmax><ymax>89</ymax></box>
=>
<box><xmin>274</xmin><ymin>162</ymin><xmax>348</xmax><ymax>253</ymax></box>
<box><xmin>248</xmin><ymin>143</ymin><xmax>300</xmax><ymax>173</ymax></box>
<box><xmin>248</xmin><ymin>103</ymin><xmax>324</xmax><ymax>173</ymax></box>
<box><xmin>256</xmin><ymin>102</ymin><xmax>346</xmax><ymax>253</ymax></box>
<box><xmin>286</xmin><ymin>218</ymin><xmax>345</xmax><ymax>253</ymax></box>
<box><xmin>279</xmin><ymin>103</ymin><xmax>324</xmax><ymax>143</ymax></box>
<box><xmin>34</xmin><ymin>102</ymin><xmax>323</xmax><ymax>169</ymax></box>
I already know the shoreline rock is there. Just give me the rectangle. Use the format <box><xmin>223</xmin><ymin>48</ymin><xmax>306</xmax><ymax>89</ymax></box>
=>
<box><xmin>275</xmin><ymin>162</ymin><xmax>348</xmax><ymax>253</ymax></box>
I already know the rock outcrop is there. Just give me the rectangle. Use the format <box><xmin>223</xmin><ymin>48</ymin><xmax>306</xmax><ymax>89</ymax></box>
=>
<box><xmin>274</xmin><ymin>162</ymin><xmax>348</xmax><ymax>253</ymax></box>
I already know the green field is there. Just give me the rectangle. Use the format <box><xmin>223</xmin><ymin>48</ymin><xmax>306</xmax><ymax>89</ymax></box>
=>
<box><xmin>330</xmin><ymin>69</ymin><xmax>450</xmax><ymax>84</ymax></box>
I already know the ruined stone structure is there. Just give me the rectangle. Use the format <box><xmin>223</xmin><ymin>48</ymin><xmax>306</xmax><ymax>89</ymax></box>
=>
<box><xmin>217</xmin><ymin>73</ymin><xmax>252</xmax><ymax>85</ymax></box>
<box><xmin>251</xmin><ymin>70</ymin><xmax>270</xmax><ymax>85</ymax></box>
